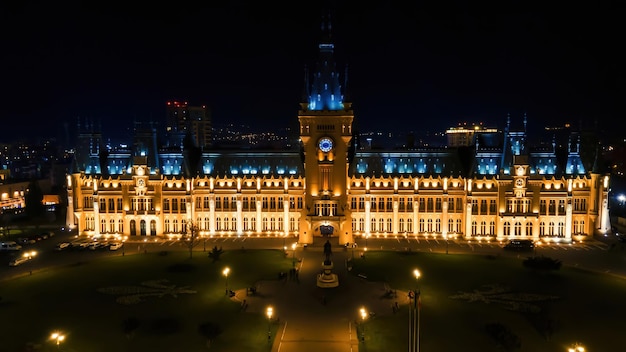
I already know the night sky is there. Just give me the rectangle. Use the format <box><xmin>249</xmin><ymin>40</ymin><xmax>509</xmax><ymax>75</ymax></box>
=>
<box><xmin>1</xmin><ymin>2</ymin><xmax>622</xmax><ymax>144</ymax></box>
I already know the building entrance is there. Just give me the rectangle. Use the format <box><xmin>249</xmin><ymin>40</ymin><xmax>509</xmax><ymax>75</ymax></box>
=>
<box><xmin>320</xmin><ymin>225</ymin><xmax>334</xmax><ymax>236</ymax></box>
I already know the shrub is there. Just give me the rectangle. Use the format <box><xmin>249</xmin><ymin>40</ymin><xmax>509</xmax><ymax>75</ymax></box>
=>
<box><xmin>485</xmin><ymin>322</ymin><xmax>521</xmax><ymax>350</ymax></box>
<box><xmin>522</xmin><ymin>256</ymin><xmax>562</xmax><ymax>271</ymax></box>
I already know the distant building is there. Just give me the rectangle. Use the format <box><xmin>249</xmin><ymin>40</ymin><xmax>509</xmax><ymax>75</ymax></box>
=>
<box><xmin>166</xmin><ymin>101</ymin><xmax>212</xmax><ymax>149</ymax></box>
<box><xmin>446</xmin><ymin>123</ymin><xmax>500</xmax><ymax>147</ymax></box>
<box><xmin>66</xmin><ymin>18</ymin><xmax>611</xmax><ymax>245</ymax></box>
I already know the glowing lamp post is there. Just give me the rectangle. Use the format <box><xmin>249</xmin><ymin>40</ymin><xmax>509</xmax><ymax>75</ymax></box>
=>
<box><xmin>223</xmin><ymin>267</ymin><xmax>230</xmax><ymax>295</ymax></box>
<box><xmin>266</xmin><ymin>306</ymin><xmax>274</xmax><ymax>343</ymax></box>
<box><xmin>359</xmin><ymin>307</ymin><xmax>368</xmax><ymax>341</ymax></box>
<box><xmin>568</xmin><ymin>343</ymin><xmax>585</xmax><ymax>352</ymax></box>
<box><xmin>291</xmin><ymin>242</ymin><xmax>297</xmax><ymax>267</ymax></box>
<box><xmin>409</xmin><ymin>268</ymin><xmax>421</xmax><ymax>352</ymax></box>
<box><xmin>50</xmin><ymin>332</ymin><xmax>65</xmax><ymax>349</ymax></box>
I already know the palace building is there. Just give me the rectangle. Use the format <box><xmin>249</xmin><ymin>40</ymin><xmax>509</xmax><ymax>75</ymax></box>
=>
<box><xmin>66</xmin><ymin>20</ymin><xmax>611</xmax><ymax>246</ymax></box>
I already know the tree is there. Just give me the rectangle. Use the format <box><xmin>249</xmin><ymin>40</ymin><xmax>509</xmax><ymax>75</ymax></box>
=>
<box><xmin>185</xmin><ymin>220</ymin><xmax>200</xmax><ymax>259</ymax></box>
<box><xmin>208</xmin><ymin>246</ymin><xmax>224</xmax><ymax>262</ymax></box>
<box><xmin>24</xmin><ymin>179</ymin><xmax>45</xmax><ymax>220</ymax></box>
<box><xmin>122</xmin><ymin>317</ymin><xmax>140</xmax><ymax>340</ymax></box>
<box><xmin>198</xmin><ymin>322</ymin><xmax>223</xmax><ymax>349</ymax></box>
<box><xmin>522</xmin><ymin>256</ymin><xmax>562</xmax><ymax>272</ymax></box>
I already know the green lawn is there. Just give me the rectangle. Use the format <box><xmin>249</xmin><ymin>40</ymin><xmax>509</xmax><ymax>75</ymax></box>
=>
<box><xmin>1</xmin><ymin>248</ymin><xmax>625</xmax><ymax>352</ymax></box>
<box><xmin>351</xmin><ymin>250</ymin><xmax>626</xmax><ymax>352</ymax></box>
<box><xmin>0</xmin><ymin>249</ymin><xmax>292</xmax><ymax>352</ymax></box>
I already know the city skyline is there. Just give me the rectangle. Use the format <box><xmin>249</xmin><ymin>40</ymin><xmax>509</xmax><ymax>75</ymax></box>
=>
<box><xmin>2</xmin><ymin>2</ymin><xmax>621</xmax><ymax>143</ymax></box>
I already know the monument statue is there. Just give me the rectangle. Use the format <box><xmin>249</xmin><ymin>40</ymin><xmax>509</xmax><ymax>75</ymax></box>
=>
<box><xmin>317</xmin><ymin>240</ymin><xmax>339</xmax><ymax>288</ymax></box>
<box><xmin>323</xmin><ymin>240</ymin><xmax>332</xmax><ymax>263</ymax></box>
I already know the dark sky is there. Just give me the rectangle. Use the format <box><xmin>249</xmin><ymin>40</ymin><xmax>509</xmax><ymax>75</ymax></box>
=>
<box><xmin>1</xmin><ymin>1</ymin><xmax>622</xmax><ymax>144</ymax></box>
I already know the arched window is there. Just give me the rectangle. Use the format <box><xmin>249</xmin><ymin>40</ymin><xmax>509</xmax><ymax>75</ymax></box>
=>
<box><xmin>525</xmin><ymin>222</ymin><xmax>533</xmax><ymax>237</ymax></box>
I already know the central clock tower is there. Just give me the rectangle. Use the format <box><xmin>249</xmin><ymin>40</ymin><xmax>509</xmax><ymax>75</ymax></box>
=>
<box><xmin>297</xmin><ymin>16</ymin><xmax>354</xmax><ymax>245</ymax></box>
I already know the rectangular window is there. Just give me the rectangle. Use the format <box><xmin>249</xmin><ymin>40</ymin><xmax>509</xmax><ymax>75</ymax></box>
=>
<box><xmin>480</xmin><ymin>200</ymin><xmax>487</xmax><ymax>214</ymax></box>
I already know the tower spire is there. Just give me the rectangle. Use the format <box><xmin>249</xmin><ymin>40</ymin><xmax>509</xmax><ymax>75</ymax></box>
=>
<box><xmin>304</xmin><ymin>14</ymin><xmax>345</xmax><ymax>111</ymax></box>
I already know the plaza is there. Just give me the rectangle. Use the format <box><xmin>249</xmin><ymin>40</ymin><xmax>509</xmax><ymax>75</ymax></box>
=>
<box><xmin>1</xmin><ymin>233</ymin><xmax>625</xmax><ymax>351</ymax></box>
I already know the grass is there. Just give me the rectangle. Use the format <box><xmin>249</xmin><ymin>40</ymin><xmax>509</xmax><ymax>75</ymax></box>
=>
<box><xmin>351</xmin><ymin>250</ymin><xmax>626</xmax><ymax>352</ymax></box>
<box><xmin>0</xmin><ymin>248</ymin><xmax>291</xmax><ymax>352</ymax></box>
<box><xmin>1</xmin><ymin>246</ymin><xmax>626</xmax><ymax>351</ymax></box>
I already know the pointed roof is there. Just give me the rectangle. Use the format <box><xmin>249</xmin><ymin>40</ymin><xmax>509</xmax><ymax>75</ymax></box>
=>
<box><xmin>303</xmin><ymin>14</ymin><xmax>347</xmax><ymax>111</ymax></box>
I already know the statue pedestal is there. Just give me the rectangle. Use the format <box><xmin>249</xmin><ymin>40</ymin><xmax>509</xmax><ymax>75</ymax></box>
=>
<box><xmin>317</xmin><ymin>260</ymin><xmax>339</xmax><ymax>288</ymax></box>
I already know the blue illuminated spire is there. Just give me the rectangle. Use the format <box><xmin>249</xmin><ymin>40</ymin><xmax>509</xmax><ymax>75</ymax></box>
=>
<box><xmin>306</xmin><ymin>14</ymin><xmax>345</xmax><ymax>111</ymax></box>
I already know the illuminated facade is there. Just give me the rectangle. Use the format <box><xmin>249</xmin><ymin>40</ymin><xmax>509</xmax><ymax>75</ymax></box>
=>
<box><xmin>66</xmin><ymin>21</ymin><xmax>611</xmax><ymax>245</ymax></box>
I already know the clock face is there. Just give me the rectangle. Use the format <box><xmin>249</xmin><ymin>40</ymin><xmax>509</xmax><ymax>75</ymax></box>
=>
<box><xmin>318</xmin><ymin>137</ymin><xmax>333</xmax><ymax>152</ymax></box>
<box><xmin>138</xmin><ymin>179</ymin><xmax>145</xmax><ymax>187</ymax></box>
<box><xmin>515</xmin><ymin>178</ymin><xmax>524</xmax><ymax>188</ymax></box>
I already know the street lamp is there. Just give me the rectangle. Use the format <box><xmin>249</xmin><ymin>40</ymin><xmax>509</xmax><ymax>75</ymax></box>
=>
<box><xmin>359</xmin><ymin>307</ymin><xmax>367</xmax><ymax>341</ymax></box>
<box><xmin>223</xmin><ymin>267</ymin><xmax>230</xmax><ymax>296</ymax></box>
<box><xmin>409</xmin><ymin>268</ymin><xmax>421</xmax><ymax>352</ymax></box>
<box><xmin>568</xmin><ymin>343</ymin><xmax>585</xmax><ymax>352</ymax></box>
<box><xmin>266</xmin><ymin>306</ymin><xmax>273</xmax><ymax>343</ymax></box>
<box><xmin>291</xmin><ymin>242</ymin><xmax>297</xmax><ymax>267</ymax></box>
<box><xmin>50</xmin><ymin>331</ymin><xmax>65</xmax><ymax>349</ymax></box>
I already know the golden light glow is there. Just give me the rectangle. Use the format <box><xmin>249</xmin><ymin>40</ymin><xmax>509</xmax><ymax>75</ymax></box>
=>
<box><xmin>413</xmin><ymin>268</ymin><xmax>421</xmax><ymax>280</ymax></box>
<box><xmin>50</xmin><ymin>331</ymin><xmax>65</xmax><ymax>346</ymax></box>
<box><xmin>266</xmin><ymin>306</ymin><xmax>273</xmax><ymax>319</ymax></box>
<box><xmin>359</xmin><ymin>307</ymin><xmax>367</xmax><ymax>320</ymax></box>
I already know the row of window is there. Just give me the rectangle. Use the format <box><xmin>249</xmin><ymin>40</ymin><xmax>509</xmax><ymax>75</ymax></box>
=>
<box><xmin>83</xmin><ymin>216</ymin><xmax>300</xmax><ymax>234</ymax></box>
<box><xmin>85</xmin><ymin>196</ymin><xmax>306</xmax><ymax>213</ymax></box>
<box><xmin>350</xmin><ymin>197</ymin><xmax>465</xmax><ymax>213</ymax></box>
<box><xmin>205</xmin><ymin>196</ymin><xmax>304</xmax><ymax>211</ymax></box>
<box><xmin>85</xmin><ymin>195</ymin><xmax>589</xmax><ymax>216</ymax></box>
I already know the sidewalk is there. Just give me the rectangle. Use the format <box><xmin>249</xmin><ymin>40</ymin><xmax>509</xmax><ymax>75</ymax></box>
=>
<box><xmin>230</xmin><ymin>241</ymin><xmax>408</xmax><ymax>352</ymax></box>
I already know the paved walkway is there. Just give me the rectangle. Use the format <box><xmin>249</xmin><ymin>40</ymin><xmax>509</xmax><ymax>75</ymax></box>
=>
<box><xmin>230</xmin><ymin>240</ymin><xmax>408</xmax><ymax>352</ymax></box>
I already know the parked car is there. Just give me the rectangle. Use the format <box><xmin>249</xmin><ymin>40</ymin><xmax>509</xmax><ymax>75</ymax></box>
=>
<box><xmin>109</xmin><ymin>242</ymin><xmax>124</xmax><ymax>251</ymax></box>
<box><xmin>503</xmin><ymin>239</ymin><xmax>535</xmax><ymax>251</ymax></box>
<box><xmin>9</xmin><ymin>256</ymin><xmax>31</xmax><ymax>266</ymax></box>
<box><xmin>8</xmin><ymin>250</ymin><xmax>37</xmax><ymax>266</ymax></box>
<box><xmin>54</xmin><ymin>242</ymin><xmax>71</xmax><ymax>251</ymax></box>
<box><xmin>88</xmin><ymin>242</ymin><xmax>109</xmax><ymax>251</ymax></box>
<box><xmin>0</xmin><ymin>241</ymin><xmax>22</xmax><ymax>251</ymax></box>
<box><xmin>17</xmin><ymin>237</ymin><xmax>36</xmax><ymax>245</ymax></box>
